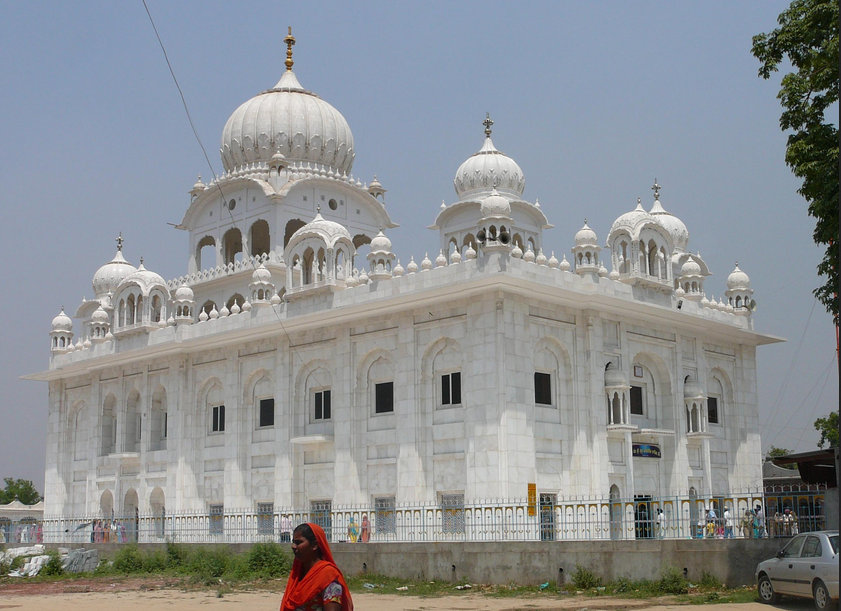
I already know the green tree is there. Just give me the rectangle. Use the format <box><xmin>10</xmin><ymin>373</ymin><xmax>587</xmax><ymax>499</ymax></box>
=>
<box><xmin>0</xmin><ymin>478</ymin><xmax>43</xmax><ymax>504</ymax></box>
<box><xmin>752</xmin><ymin>0</ymin><xmax>840</xmax><ymax>322</ymax></box>
<box><xmin>814</xmin><ymin>411</ymin><xmax>839</xmax><ymax>448</ymax></box>
<box><xmin>766</xmin><ymin>446</ymin><xmax>798</xmax><ymax>468</ymax></box>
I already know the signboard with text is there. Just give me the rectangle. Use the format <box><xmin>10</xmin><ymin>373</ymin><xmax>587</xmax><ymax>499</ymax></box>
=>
<box><xmin>632</xmin><ymin>443</ymin><xmax>661</xmax><ymax>458</ymax></box>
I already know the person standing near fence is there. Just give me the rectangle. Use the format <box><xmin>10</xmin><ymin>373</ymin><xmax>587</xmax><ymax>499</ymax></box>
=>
<box><xmin>359</xmin><ymin>514</ymin><xmax>370</xmax><ymax>543</ymax></box>
<box><xmin>754</xmin><ymin>504</ymin><xmax>766</xmax><ymax>538</ymax></box>
<box><xmin>723</xmin><ymin>506</ymin><xmax>733</xmax><ymax>538</ymax></box>
<box><xmin>280</xmin><ymin>515</ymin><xmax>292</xmax><ymax>543</ymax></box>
<box><xmin>655</xmin><ymin>508</ymin><xmax>664</xmax><ymax>538</ymax></box>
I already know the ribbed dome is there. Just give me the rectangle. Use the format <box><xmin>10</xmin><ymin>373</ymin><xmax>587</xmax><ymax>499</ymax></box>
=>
<box><xmin>574</xmin><ymin>221</ymin><xmax>598</xmax><ymax>246</ymax></box>
<box><xmin>480</xmin><ymin>188</ymin><xmax>511</xmax><ymax>218</ymax></box>
<box><xmin>604</xmin><ymin>365</ymin><xmax>626</xmax><ymax>388</ymax></box>
<box><xmin>650</xmin><ymin>198</ymin><xmax>689</xmax><ymax>252</ymax></box>
<box><xmin>174</xmin><ymin>284</ymin><xmax>194</xmax><ymax>301</ymax></box>
<box><xmin>726</xmin><ymin>264</ymin><xmax>751</xmax><ymax>290</ymax></box>
<box><xmin>370</xmin><ymin>230</ymin><xmax>392</xmax><ymax>252</ymax></box>
<box><xmin>91</xmin><ymin>305</ymin><xmax>110</xmax><ymax>323</ymax></box>
<box><xmin>609</xmin><ymin>200</ymin><xmax>653</xmax><ymax>237</ymax></box>
<box><xmin>92</xmin><ymin>249</ymin><xmax>136</xmax><ymax>300</ymax></box>
<box><xmin>683</xmin><ymin>379</ymin><xmax>704</xmax><ymax>399</ymax></box>
<box><xmin>680</xmin><ymin>257</ymin><xmax>702</xmax><ymax>277</ymax></box>
<box><xmin>118</xmin><ymin>263</ymin><xmax>167</xmax><ymax>294</ymax></box>
<box><xmin>454</xmin><ymin>135</ymin><xmax>525</xmax><ymax>200</ymax></box>
<box><xmin>51</xmin><ymin>308</ymin><xmax>72</xmax><ymax>332</ymax></box>
<box><xmin>288</xmin><ymin>213</ymin><xmax>352</xmax><ymax>249</ymax></box>
<box><xmin>251</xmin><ymin>263</ymin><xmax>273</xmax><ymax>283</ymax></box>
<box><xmin>220</xmin><ymin>69</ymin><xmax>355</xmax><ymax>175</ymax></box>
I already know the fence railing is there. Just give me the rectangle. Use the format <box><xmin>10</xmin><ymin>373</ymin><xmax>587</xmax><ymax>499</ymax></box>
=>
<box><xmin>20</xmin><ymin>486</ymin><xmax>829</xmax><ymax>545</ymax></box>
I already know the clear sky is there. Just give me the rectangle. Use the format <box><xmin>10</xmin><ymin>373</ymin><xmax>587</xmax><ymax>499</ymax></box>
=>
<box><xmin>0</xmin><ymin>1</ymin><xmax>836</xmax><ymax>493</ymax></box>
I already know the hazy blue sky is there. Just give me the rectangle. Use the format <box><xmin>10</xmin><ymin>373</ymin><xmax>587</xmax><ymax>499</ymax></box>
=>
<box><xmin>1</xmin><ymin>1</ymin><xmax>836</xmax><ymax>492</ymax></box>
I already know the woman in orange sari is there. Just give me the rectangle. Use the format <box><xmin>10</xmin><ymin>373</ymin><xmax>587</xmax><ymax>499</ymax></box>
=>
<box><xmin>280</xmin><ymin>523</ymin><xmax>353</xmax><ymax>611</ymax></box>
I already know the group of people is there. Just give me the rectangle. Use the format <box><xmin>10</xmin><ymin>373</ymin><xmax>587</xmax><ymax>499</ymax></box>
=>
<box><xmin>0</xmin><ymin>522</ymin><xmax>41</xmax><ymax>544</ymax></box>
<box><xmin>90</xmin><ymin>519</ymin><xmax>133</xmax><ymax>543</ymax></box>
<box><xmin>345</xmin><ymin>515</ymin><xmax>370</xmax><ymax>543</ymax></box>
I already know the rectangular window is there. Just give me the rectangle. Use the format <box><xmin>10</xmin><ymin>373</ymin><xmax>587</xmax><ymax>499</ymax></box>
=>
<box><xmin>630</xmin><ymin>386</ymin><xmax>643</xmax><ymax>415</ymax></box>
<box><xmin>314</xmin><ymin>390</ymin><xmax>331</xmax><ymax>420</ymax></box>
<box><xmin>441</xmin><ymin>493</ymin><xmax>465</xmax><ymax>534</ymax></box>
<box><xmin>259</xmin><ymin>398</ymin><xmax>275</xmax><ymax>427</ymax></box>
<box><xmin>257</xmin><ymin>502</ymin><xmax>274</xmax><ymax>536</ymax></box>
<box><xmin>534</xmin><ymin>372</ymin><xmax>552</xmax><ymax>405</ymax></box>
<box><xmin>209</xmin><ymin>504</ymin><xmax>224</xmax><ymax>535</ymax></box>
<box><xmin>162</xmin><ymin>412</ymin><xmax>167</xmax><ymax>439</ymax></box>
<box><xmin>375</xmin><ymin>496</ymin><xmax>396</xmax><ymax>536</ymax></box>
<box><xmin>441</xmin><ymin>372</ymin><xmax>461</xmax><ymax>405</ymax></box>
<box><xmin>375</xmin><ymin>382</ymin><xmax>394</xmax><ymax>413</ymax></box>
<box><xmin>211</xmin><ymin>405</ymin><xmax>225</xmax><ymax>432</ymax></box>
<box><xmin>707</xmin><ymin>397</ymin><xmax>719</xmax><ymax>424</ymax></box>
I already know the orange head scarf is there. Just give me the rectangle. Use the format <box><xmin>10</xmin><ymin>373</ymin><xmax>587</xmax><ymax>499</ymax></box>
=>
<box><xmin>280</xmin><ymin>522</ymin><xmax>353</xmax><ymax>611</ymax></box>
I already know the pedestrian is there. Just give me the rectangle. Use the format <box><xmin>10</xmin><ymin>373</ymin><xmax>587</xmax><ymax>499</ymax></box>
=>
<box><xmin>754</xmin><ymin>504</ymin><xmax>766</xmax><ymax>538</ymax></box>
<box><xmin>281</xmin><ymin>522</ymin><xmax>353</xmax><ymax>611</ymax></box>
<box><xmin>723</xmin><ymin>506</ymin><xmax>733</xmax><ymax>538</ymax></box>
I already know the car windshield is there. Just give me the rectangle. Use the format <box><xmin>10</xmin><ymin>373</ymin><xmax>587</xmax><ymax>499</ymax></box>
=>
<box><xmin>830</xmin><ymin>534</ymin><xmax>839</xmax><ymax>554</ymax></box>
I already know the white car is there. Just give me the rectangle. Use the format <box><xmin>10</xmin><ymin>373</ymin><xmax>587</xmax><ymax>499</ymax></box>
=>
<box><xmin>756</xmin><ymin>530</ymin><xmax>839</xmax><ymax>609</ymax></box>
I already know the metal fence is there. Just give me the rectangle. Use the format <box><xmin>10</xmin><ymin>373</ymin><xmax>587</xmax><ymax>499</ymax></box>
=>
<box><xmin>30</xmin><ymin>486</ymin><xmax>829</xmax><ymax>545</ymax></box>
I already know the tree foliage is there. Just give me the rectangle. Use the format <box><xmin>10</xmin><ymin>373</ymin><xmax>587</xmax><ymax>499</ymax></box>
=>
<box><xmin>765</xmin><ymin>446</ymin><xmax>798</xmax><ymax>468</ymax></box>
<box><xmin>752</xmin><ymin>0</ymin><xmax>840</xmax><ymax>322</ymax></box>
<box><xmin>814</xmin><ymin>410</ymin><xmax>839</xmax><ymax>448</ymax></box>
<box><xmin>0</xmin><ymin>477</ymin><xmax>43</xmax><ymax>505</ymax></box>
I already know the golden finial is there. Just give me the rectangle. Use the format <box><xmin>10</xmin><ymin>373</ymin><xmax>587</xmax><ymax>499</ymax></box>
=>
<box><xmin>483</xmin><ymin>112</ymin><xmax>493</xmax><ymax>137</ymax></box>
<box><xmin>284</xmin><ymin>26</ymin><xmax>296</xmax><ymax>71</ymax></box>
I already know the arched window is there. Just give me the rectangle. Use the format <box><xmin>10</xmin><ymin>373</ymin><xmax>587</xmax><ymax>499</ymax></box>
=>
<box><xmin>101</xmin><ymin>394</ymin><xmax>117</xmax><ymax>456</ymax></box>
<box><xmin>118</xmin><ymin>299</ymin><xmax>126</xmax><ymax>326</ymax></box>
<box><xmin>196</xmin><ymin>235</ymin><xmax>216</xmax><ymax>270</ymax></box>
<box><xmin>151</xmin><ymin>294</ymin><xmax>163</xmax><ymax>323</ymax></box>
<box><xmin>223</xmin><ymin>228</ymin><xmax>243</xmax><ymax>265</ymax></box>
<box><xmin>284</xmin><ymin>219</ymin><xmax>306</xmax><ymax>249</ymax></box>
<box><xmin>250</xmin><ymin>219</ymin><xmax>270</xmax><ymax>257</ymax></box>
<box><xmin>126</xmin><ymin>295</ymin><xmax>135</xmax><ymax>325</ymax></box>
<box><xmin>150</xmin><ymin>386</ymin><xmax>167</xmax><ymax>451</ymax></box>
<box><xmin>125</xmin><ymin>389</ymin><xmax>141</xmax><ymax>452</ymax></box>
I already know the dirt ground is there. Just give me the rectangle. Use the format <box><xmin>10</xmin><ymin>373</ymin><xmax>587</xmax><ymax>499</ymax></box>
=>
<box><xmin>0</xmin><ymin>577</ymin><xmax>818</xmax><ymax>611</ymax></box>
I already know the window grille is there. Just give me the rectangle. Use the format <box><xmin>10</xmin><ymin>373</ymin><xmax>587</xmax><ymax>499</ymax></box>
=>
<box><xmin>257</xmin><ymin>502</ymin><xmax>274</xmax><ymax>535</ymax></box>
<box><xmin>441</xmin><ymin>494</ymin><xmax>465</xmax><ymax>534</ymax></box>
<box><xmin>209</xmin><ymin>504</ymin><xmax>224</xmax><ymax>535</ymax></box>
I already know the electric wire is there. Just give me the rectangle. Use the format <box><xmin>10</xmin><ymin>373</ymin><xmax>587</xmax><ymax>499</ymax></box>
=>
<box><xmin>141</xmin><ymin>1</ymin><xmax>327</xmax><ymax>390</ymax></box>
<box><xmin>761</xmin><ymin>297</ymin><xmax>818</xmax><ymax>440</ymax></box>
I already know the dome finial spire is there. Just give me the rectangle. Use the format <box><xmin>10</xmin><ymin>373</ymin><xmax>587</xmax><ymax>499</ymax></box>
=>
<box><xmin>116</xmin><ymin>232</ymin><xmax>124</xmax><ymax>252</ymax></box>
<box><xmin>284</xmin><ymin>26</ymin><xmax>296</xmax><ymax>71</ymax></box>
<box><xmin>483</xmin><ymin>112</ymin><xmax>493</xmax><ymax>137</ymax></box>
<box><xmin>651</xmin><ymin>178</ymin><xmax>661</xmax><ymax>200</ymax></box>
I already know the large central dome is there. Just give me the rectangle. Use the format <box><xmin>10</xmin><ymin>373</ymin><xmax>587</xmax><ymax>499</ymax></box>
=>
<box><xmin>220</xmin><ymin>62</ymin><xmax>354</xmax><ymax>175</ymax></box>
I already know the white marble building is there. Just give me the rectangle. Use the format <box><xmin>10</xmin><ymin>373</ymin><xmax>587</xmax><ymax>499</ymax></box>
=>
<box><xmin>31</xmin><ymin>33</ymin><xmax>778</xmax><ymax>528</ymax></box>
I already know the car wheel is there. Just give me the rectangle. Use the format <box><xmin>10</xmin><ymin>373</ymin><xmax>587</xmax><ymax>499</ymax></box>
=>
<box><xmin>758</xmin><ymin>574</ymin><xmax>780</xmax><ymax>604</ymax></box>
<box><xmin>813</xmin><ymin>580</ymin><xmax>832</xmax><ymax>610</ymax></box>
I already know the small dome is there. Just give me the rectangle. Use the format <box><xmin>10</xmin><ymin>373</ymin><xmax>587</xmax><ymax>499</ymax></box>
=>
<box><xmin>252</xmin><ymin>263</ymin><xmax>273</xmax><ymax>283</ymax></box>
<box><xmin>454</xmin><ymin>118</ymin><xmax>525</xmax><ymax>200</ymax></box>
<box><xmin>480</xmin><ymin>188</ymin><xmax>511</xmax><ymax>218</ymax></box>
<box><xmin>369</xmin><ymin>230</ymin><xmax>392</xmax><ymax>252</ymax></box>
<box><xmin>174</xmin><ymin>284</ymin><xmax>195</xmax><ymax>301</ymax></box>
<box><xmin>683</xmin><ymin>379</ymin><xmax>704</xmax><ymax>399</ymax></box>
<box><xmin>680</xmin><ymin>257</ymin><xmax>702</xmax><ymax>277</ymax></box>
<box><xmin>119</xmin><ymin>262</ymin><xmax>167</xmax><ymax>294</ymax></box>
<box><xmin>609</xmin><ymin>200</ymin><xmax>653</xmax><ymax>238</ymax></box>
<box><xmin>289</xmin><ymin>212</ymin><xmax>352</xmax><ymax>248</ymax></box>
<box><xmin>574</xmin><ymin>221</ymin><xmax>598</xmax><ymax>246</ymax></box>
<box><xmin>650</xmin><ymin>198</ymin><xmax>689</xmax><ymax>252</ymax></box>
<box><xmin>51</xmin><ymin>308</ymin><xmax>72</xmax><ymax>332</ymax></box>
<box><xmin>726</xmin><ymin>264</ymin><xmax>751</xmax><ymax>290</ymax></box>
<box><xmin>91</xmin><ymin>306</ymin><xmax>109</xmax><ymax>323</ymax></box>
<box><xmin>604</xmin><ymin>365</ymin><xmax>626</xmax><ymax>388</ymax></box>
<box><xmin>559</xmin><ymin>254</ymin><xmax>571</xmax><ymax>271</ymax></box>
<box><xmin>92</xmin><ymin>248</ymin><xmax>137</xmax><ymax>300</ymax></box>
<box><xmin>220</xmin><ymin>67</ymin><xmax>354</xmax><ymax>175</ymax></box>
